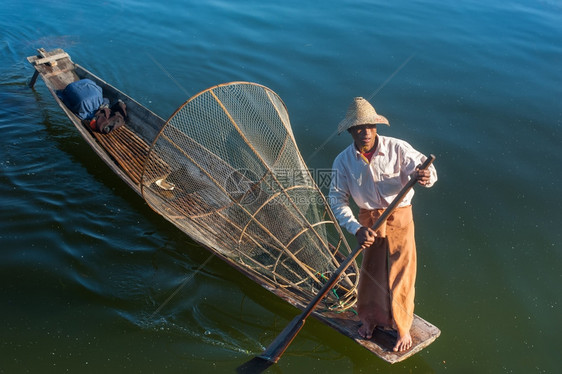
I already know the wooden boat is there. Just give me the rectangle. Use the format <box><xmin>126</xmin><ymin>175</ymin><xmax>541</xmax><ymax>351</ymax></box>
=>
<box><xmin>27</xmin><ymin>48</ymin><xmax>440</xmax><ymax>364</ymax></box>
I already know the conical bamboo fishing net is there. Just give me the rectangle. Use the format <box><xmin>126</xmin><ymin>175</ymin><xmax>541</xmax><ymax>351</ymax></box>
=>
<box><xmin>141</xmin><ymin>82</ymin><xmax>358</xmax><ymax>310</ymax></box>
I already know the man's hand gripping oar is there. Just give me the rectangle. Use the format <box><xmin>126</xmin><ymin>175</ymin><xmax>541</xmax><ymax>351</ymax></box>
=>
<box><xmin>237</xmin><ymin>155</ymin><xmax>435</xmax><ymax>373</ymax></box>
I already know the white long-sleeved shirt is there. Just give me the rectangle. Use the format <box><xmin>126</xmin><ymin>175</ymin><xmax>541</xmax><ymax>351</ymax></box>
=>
<box><xmin>329</xmin><ymin>135</ymin><xmax>437</xmax><ymax>235</ymax></box>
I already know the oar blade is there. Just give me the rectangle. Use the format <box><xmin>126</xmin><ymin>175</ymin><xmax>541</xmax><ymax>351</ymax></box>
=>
<box><xmin>235</xmin><ymin>356</ymin><xmax>275</xmax><ymax>374</ymax></box>
<box><xmin>259</xmin><ymin>314</ymin><xmax>306</xmax><ymax>363</ymax></box>
<box><xmin>236</xmin><ymin>313</ymin><xmax>306</xmax><ymax>373</ymax></box>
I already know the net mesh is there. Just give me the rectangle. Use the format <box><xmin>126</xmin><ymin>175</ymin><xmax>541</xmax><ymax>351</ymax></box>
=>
<box><xmin>141</xmin><ymin>82</ymin><xmax>358</xmax><ymax>310</ymax></box>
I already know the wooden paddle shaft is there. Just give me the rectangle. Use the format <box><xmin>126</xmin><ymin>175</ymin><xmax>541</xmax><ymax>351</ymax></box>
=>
<box><xmin>259</xmin><ymin>154</ymin><xmax>436</xmax><ymax>363</ymax></box>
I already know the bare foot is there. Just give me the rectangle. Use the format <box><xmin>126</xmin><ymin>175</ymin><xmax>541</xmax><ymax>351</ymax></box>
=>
<box><xmin>393</xmin><ymin>332</ymin><xmax>412</xmax><ymax>352</ymax></box>
<box><xmin>358</xmin><ymin>323</ymin><xmax>376</xmax><ymax>339</ymax></box>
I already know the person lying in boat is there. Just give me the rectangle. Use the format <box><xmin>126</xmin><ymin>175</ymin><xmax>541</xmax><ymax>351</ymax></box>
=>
<box><xmin>329</xmin><ymin>97</ymin><xmax>437</xmax><ymax>352</ymax></box>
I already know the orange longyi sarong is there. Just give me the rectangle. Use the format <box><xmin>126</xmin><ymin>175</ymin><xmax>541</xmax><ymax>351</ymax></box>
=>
<box><xmin>357</xmin><ymin>205</ymin><xmax>416</xmax><ymax>337</ymax></box>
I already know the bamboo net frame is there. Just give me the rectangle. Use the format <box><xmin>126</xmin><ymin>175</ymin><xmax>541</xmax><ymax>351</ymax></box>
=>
<box><xmin>140</xmin><ymin>82</ymin><xmax>358</xmax><ymax>310</ymax></box>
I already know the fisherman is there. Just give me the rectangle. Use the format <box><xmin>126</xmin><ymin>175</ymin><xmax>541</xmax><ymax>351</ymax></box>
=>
<box><xmin>329</xmin><ymin>97</ymin><xmax>437</xmax><ymax>352</ymax></box>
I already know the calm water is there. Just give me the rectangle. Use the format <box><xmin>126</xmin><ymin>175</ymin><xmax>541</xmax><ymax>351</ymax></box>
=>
<box><xmin>1</xmin><ymin>0</ymin><xmax>561</xmax><ymax>373</ymax></box>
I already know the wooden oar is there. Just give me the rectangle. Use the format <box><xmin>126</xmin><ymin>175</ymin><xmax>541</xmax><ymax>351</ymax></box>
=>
<box><xmin>237</xmin><ymin>154</ymin><xmax>435</xmax><ymax>372</ymax></box>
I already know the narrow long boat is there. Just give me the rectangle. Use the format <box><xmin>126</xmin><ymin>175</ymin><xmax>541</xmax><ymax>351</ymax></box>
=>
<box><xmin>28</xmin><ymin>48</ymin><xmax>440</xmax><ymax>364</ymax></box>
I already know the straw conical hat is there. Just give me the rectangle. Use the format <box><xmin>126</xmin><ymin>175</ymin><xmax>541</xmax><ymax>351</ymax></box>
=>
<box><xmin>337</xmin><ymin>97</ymin><xmax>389</xmax><ymax>134</ymax></box>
